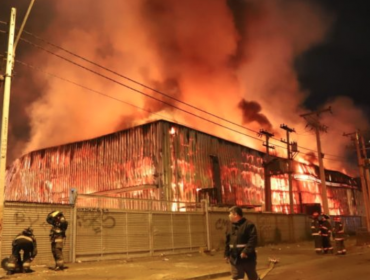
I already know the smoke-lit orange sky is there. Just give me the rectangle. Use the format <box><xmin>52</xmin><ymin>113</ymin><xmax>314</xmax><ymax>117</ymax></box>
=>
<box><xmin>1</xmin><ymin>0</ymin><xmax>370</xmax><ymax>176</ymax></box>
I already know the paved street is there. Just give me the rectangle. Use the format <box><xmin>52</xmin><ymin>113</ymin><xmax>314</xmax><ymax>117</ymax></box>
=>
<box><xmin>217</xmin><ymin>248</ymin><xmax>370</xmax><ymax>280</ymax></box>
<box><xmin>0</xmin><ymin>238</ymin><xmax>369</xmax><ymax>279</ymax></box>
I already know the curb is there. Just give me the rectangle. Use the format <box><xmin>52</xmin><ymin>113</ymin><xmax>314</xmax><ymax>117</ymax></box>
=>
<box><xmin>183</xmin><ymin>271</ymin><xmax>230</xmax><ymax>280</ymax></box>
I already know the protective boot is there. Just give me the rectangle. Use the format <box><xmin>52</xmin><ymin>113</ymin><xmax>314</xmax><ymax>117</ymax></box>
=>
<box><xmin>23</xmin><ymin>261</ymin><xmax>34</xmax><ymax>273</ymax></box>
<box><xmin>54</xmin><ymin>258</ymin><xmax>64</xmax><ymax>271</ymax></box>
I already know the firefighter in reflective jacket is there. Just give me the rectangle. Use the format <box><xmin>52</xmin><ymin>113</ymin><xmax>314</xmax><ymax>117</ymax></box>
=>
<box><xmin>319</xmin><ymin>214</ymin><xmax>333</xmax><ymax>254</ymax></box>
<box><xmin>6</xmin><ymin>227</ymin><xmax>37</xmax><ymax>274</ymax></box>
<box><xmin>333</xmin><ymin>216</ymin><xmax>346</xmax><ymax>255</ymax></box>
<box><xmin>224</xmin><ymin>206</ymin><xmax>260</xmax><ymax>280</ymax></box>
<box><xmin>47</xmin><ymin>211</ymin><xmax>68</xmax><ymax>270</ymax></box>
<box><xmin>311</xmin><ymin>212</ymin><xmax>323</xmax><ymax>254</ymax></box>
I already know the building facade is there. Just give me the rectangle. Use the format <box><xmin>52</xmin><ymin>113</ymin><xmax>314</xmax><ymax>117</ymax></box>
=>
<box><xmin>5</xmin><ymin>120</ymin><xmax>363</xmax><ymax>215</ymax></box>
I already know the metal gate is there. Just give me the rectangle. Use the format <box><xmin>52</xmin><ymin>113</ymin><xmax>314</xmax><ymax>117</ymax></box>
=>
<box><xmin>1</xmin><ymin>202</ymin><xmax>73</xmax><ymax>265</ymax></box>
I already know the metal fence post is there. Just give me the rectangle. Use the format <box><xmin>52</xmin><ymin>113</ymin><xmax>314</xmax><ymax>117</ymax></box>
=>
<box><xmin>202</xmin><ymin>199</ymin><xmax>211</xmax><ymax>250</ymax></box>
<box><xmin>149</xmin><ymin>212</ymin><xmax>153</xmax><ymax>256</ymax></box>
<box><xmin>71</xmin><ymin>190</ymin><xmax>78</xmax><ymax>263</ymax></box>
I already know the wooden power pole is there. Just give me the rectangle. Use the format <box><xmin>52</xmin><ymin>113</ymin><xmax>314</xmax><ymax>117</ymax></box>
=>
<box><xmin>344</xmin><ymin>131</ymin><xmax>370</xmax><ymax>231</ymax></box>
<box><xmin>300</xmin><ymin>107</ymin><xmax>332</xmax><ymax>215</ymax></box>
<box><xmin>258</xmin><ymin>129</ymin><xmax>274</xmax><ymax>212</ymax></box>
<box><xmin>280</xmin><ymin>124</ymin><xmax>295</xmax><ymax>214</ymax></box>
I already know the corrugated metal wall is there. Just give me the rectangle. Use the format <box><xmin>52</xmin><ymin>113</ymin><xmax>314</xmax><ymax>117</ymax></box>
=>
<box><xmin>74</xmin><ymin>195</ymin><xmax>207</xmax><ymax>260</ymax></box>
<box><xmin>162</xmin><ymin>122</ymin><xmax>265</xmax><ymax>206</ymax></box>
<box><xmin>5</xmin><ymin>122</ymin><xmax>164</xmax><ymax>205</ymax></box>
<box><xmin>3</xmin><ymin>119</ymin><xmax>364</xmax><ymax>216</ymax></box>
<box><xmin>2</xmin><ymin>201</ymin><xmax>363</xmax><ymax>265</ymax></box>
<box><xmin>208</xmin><ymin>210</ymin><xmax>307</xmax><ymax>250</ymax></box>
<box><xmin>1</xmin><ymin>202</ymin><xmax>73</xmax><ymax>265</ymax></box>
<box><xmin>75</xmin><ymin>210</ymin><xmax>206</xmax><ymax>260</ymax></box>
<box><xmin>208</xmin><ymin>210</ymin><xmax>363</xmax><ymax>250</ymax></box>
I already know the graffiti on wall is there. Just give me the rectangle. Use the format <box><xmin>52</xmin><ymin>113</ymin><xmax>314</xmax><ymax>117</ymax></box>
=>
<box><xmin>77</xmin><ymin>208</ymin><xmax>116</xmax><ymax>234</ymax></box>
<box><xmin>214</xmin><ymin>218</ymin><xmax>230</xmax><ymax>231</ymax></box>
<box><xmin>14</xmin><ymin>212</ymin><xmax>50</xmax><ymax>231</ymax></box>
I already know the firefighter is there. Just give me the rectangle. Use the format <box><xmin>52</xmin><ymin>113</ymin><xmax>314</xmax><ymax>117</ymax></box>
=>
<box><xmin>224</xmin><ymin>206</ymin><xmax>260</xmax><ymax>280</ymax></box>
<box><xmin>319</xmin><ymin>214</ymin><xmax>333</xmax><ymax>254</ymax></box>
<box><xmin>5</xmin><ymin>227</ymin><xmax>37</xmax><ymax>275</ymax></box>
<box><xmin>310</xmin><ymin>212</ymin><xmax>323</xmax><ymax>254</ymax></box>
<box><xmin>47</xmin><ymin>211</ymin><xmax>69</xmax><ymax>270</ymax></box>
<box><xmin>333</xmin><ymin>216</ymin><xmax>346</xmax><ymax>255</ymax></box>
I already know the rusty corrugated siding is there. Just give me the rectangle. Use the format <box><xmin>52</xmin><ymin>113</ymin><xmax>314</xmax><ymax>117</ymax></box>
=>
<box><xmin>163</xmin><ymin>122</ymin><xmax>265</xmax><ymax>206</ymax></box>
<box><xmin>6</xmin><ymin>122</ymin><xmax>164</xmax><ymax>206</ymax></box>
<box><xmin>4</xmin><ymin>119</ymin><xmax>363</xmax><ymax>215</ymax></box>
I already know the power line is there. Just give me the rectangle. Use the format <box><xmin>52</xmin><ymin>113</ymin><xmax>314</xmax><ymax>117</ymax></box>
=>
<box><xmin>21</xmin><ymin>57</ymin><xmax>350</xmax><ymax>168</ymax></box>
<box><xmin>18</xmin><ymin>36</ymin><xmax>319</xmax><ymax>155</ymax></box>
<box><xmin>21</xmin><ymin>29</ymin><xmax>261</xmax><ymax>136</ymax></box>
<box><xmin>324</xmin><ymin>157</ymin><xmax>349</xmax><ymax>163</ymax></box>
<box><xmin>15</xmin><ymin>43</ymin><xmax>265</xmax><ymax>144</ymax></box>
<box><xmin>270</xmin><ymin>141</ymin><xmax>346</xmax><ymax>159</ymax></box>
<box><xmin>18</xmin><ymin>35</ymin><xmax>349</xmax><ymax>161</ymax></box>
<box><xmin>15</xmin><ymin>59</ymin><xmax>177</xmax><ymax>123</ymax></box>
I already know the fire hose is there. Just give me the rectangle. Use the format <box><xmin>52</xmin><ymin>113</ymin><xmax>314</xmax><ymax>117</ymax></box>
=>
<box><xmin>259</xmin><ymin>258</ymin><xmax>279</xmax><ymax>279</ymax></box>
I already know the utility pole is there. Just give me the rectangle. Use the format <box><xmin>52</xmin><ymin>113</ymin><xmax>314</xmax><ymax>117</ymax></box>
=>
<box><xmin>280</xmin><ymin>124</ymin><xmax>295</xmax><ymax>214</ymax></box>
<box><xmin>300</xmin><ymin>107</ymin><xmax>332</xmax><ymax>215</ymax></box>
<box><xmin>258</xmin><ymin>129</ymin><xmax>274</xmax><ymax>212</ymax></box>
<box><xmin>359</xmin><ymin>133</ymin><xmax>370</xmax><ymax>214</ymax></box>
<box><xmin>1</xmin><ymin>1</ymin><xmax>35</xmax><ymax>257</ymax></box>
<box><xmin>0</xmin><ymin>7</ymin><xmax>16</xmax><ymax>235</ymax></box>
<box><xmin>13</xmin><ymin>0</ymin><xmax>36</xmax><ymax>53</ymax></box>
<box><xmin>344</xmin><ymin>131</ymin><xmax>370</xmax><ymax>231</ymax></box>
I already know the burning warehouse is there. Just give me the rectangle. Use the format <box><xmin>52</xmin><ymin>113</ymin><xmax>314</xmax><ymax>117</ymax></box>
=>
<box><xmin>5</xmin><ymin>120</ymin><xmax>363</xmax><ymax>215</ymax></box>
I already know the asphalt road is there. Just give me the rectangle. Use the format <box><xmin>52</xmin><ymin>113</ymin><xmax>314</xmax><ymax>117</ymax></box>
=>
<box><xmin>216</xmin><ymin>248</ymin><xmax>370</xmax><ymax>280</ymax></box>
<box><xmin>0</xmin><ymin>239</ymin><xmax>369</xmax><ymax>280</ymax></box>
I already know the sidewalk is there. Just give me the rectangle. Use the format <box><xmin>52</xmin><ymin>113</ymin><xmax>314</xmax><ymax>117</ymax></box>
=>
<box><xmin>0</xmin><ymin>238</ymin><xmax>365</xmax><ymax>280</ymax></box>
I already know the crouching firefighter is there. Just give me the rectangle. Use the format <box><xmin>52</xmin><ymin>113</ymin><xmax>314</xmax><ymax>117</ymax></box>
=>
<box><xmin>47</xmin><ymin>211</ymin><xmax>69</xmax><ymax>270</ymax></box>
<box><xmin>2</xmin><ymin>227</ymin><xmax>37</xmax><ymax>275</ymax></box>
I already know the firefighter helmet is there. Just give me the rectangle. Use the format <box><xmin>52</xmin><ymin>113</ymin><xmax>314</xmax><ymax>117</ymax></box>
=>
<box><xmin>1</xmin><ymin>257</ymin><xmax>10</xmax><ymax>271</ymax></box>
<box><xmin>321</xmin><ymin>213</ymin><xmax>330</xmax><ymax>220</ymax></box>
<box><xmin>22</xmin><ymin>227</ymin><xmax>33</xmax><ymax>236</ymax></box>
<box><xmin>47</xmin><ymin>210</ymin><xmax>68</xmax><ymax>231</ymax></box>
<box><xmin>46</xmin><ymin>211</ymin><xmax>64</xmax><ymax>225</ymax></box>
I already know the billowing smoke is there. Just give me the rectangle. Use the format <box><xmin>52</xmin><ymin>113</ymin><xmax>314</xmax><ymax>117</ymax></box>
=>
<box><xmin>1</xmin><ymin>0</ymin><xmax>368</xmax><ymax>175</ymax></box>
<box><xmin>238</xmin><ymin>99</ymin><xmax>272</xmax><ymax>130</ymax></box>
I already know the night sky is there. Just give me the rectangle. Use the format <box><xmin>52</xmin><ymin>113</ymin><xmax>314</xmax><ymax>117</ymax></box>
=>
<box><xmin>0</xmin><ymin>0</ymin><xmax>370</xmax><ymax>169</ymax></box>
<box><xmin>298</xmin><ymin>0</ymin><xmax>370</xmax><ymax>114</ymax></box>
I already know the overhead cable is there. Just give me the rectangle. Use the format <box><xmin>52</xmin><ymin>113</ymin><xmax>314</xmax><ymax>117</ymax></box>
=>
<box><xmin>19</xmin><ymin>39</ymin><xmax>265</xmax><ymax>144</ymax></box>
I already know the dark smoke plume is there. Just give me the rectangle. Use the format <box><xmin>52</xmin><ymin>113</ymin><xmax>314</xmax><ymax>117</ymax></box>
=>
<box><xmin>238</xmin><ymin>99</ymin><xmax>272</xmax><ymax>130</ymax></box>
